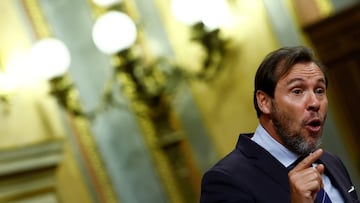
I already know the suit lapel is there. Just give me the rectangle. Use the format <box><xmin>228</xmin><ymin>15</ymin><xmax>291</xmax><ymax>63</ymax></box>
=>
<box><xmin>237</xmin><ymin>134</ymin><xmax>290</xmax><ymax>192</ymax></box>
<box><xmin>319</xmin><ymin>153</ymin><xmax>354</xmax><ymax>202</ymax></box>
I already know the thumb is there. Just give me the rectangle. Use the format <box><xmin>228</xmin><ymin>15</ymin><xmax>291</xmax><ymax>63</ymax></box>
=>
<box><xmin>316</xmin><ymin>163</ymin><xmax>325</xmax><ymax>188</ymax></box>
<box><xmin>315</xmin><ymin>163</ymin><xmax>325</xmax><ymax>175</ymax></box>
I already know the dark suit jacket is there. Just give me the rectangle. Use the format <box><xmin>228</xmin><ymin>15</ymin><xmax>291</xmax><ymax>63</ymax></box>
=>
<box><xmin>200</xmin><ymin>134</ymin><xmax>359</xmax><ymax>203</ymax></box>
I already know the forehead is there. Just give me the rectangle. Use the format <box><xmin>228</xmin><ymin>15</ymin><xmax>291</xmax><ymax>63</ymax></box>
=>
<box><xmin>278</xmin><ymin>62</ymin><xmax>325</xmax><ymax>83</ymax></box>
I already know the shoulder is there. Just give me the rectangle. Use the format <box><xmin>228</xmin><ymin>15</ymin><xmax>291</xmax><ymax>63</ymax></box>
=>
<box><xmin>207</xmin><ymin>134</ymin><xmax>258</xmax><ymax>176</ymax></box>
<box><xmin>201</xmin><ymin>139</ymin><xmax>265</xmax><ymax>185</ymax></box>
<box><xmin>321</xmin><ymin>150</ymin><xmax>345</xmax><ymax>166</ymax></box>
<box><xmin>200</xmin><ymin>149</ymin><xmax>255</xmax><ymax>202</ymax></box>
<box><xmin>204</xmin><ymin>133</ymin><xmax>273</xmax><ymax>176</ymax></box>
<box><xmin>207</xmin><ymin>149</ymin><xmax>250</xmax><ymax>175</ymax></box>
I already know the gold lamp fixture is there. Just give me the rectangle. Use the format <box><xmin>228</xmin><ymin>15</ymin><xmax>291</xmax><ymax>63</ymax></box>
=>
<box><xmin>91</xmin><ymin>8</ymin><xmax>182</xmax><ymax>106</ymax></box>
<box><xmin>171</xmin><ymin>0</ymin><xmax>231</xmax><ymax>80</ymax></box>
<box><xmin>88</xmin><ymin>0</ymin><xmax>232</xmax><ymax>104</ymax></box>
<box><xmin>22</xmin><ymin>0</ymin><xmax>231</xmax><ymax>121</ymax></box>
<box><xmin>29</xmin><ymin>36</ymin><xmax>121</xmax><ymax>119</ymax></box>
<box><xmin>28</xmin><ymin>38</ymin><xmax>85</xmax><ymax>117</ymax></box>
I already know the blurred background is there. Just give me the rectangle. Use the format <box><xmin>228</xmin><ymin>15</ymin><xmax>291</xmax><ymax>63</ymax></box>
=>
<box><xmin>0</xmin><ymin>0</ymin><xmax>360</xmax><ymax>202</ymax></box>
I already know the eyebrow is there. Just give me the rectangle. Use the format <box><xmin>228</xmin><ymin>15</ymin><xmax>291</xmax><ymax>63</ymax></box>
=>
<box><xmin>286</xmin><ymin>77</ymin><xmax>326</xmax><ymax>86</ymax></box>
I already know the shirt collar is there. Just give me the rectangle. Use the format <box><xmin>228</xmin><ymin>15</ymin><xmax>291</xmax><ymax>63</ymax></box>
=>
<box><xmin>251</xmin><ymin>124</ymin><xmax>299</xmax><ymax>167</ymax></box>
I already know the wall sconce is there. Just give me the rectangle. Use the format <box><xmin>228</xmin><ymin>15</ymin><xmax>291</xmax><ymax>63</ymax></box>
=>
<box><xmin>171</xmin><ymin>0</ymin><xmax>231</xmax><ymax>80</ymax></box>
<box><xmin>91</xmin><ymin>9</ymin><xmax>174</xmax><ymax>117</ymax></box>
<box><xmin>27</xmin><ymin>0</ymin><xmax>230</xmax><ymax>121</ymax></box>
<box><xmin>0</xmin><ymin>39</ymin><xmax>71</xmax><ymax>115</ymax></box>
<box><xmin>29</xmin><ymin>37</ymin><xmax>124</xmax><ymax>119</ymax></box>
<box><xmin>90</xmin><ymin>1</ymin><xmax>232</xmax><ymax>90</ymax></box>
<box><xmin>86</xmin><ymin>0</ymin><xmax>231</xmax><ymax>118</ymax></box>
<box><xmin>91</xmin><ymin>10</ymin><xmax>176</xmax><ymax>107</ymax></box>
<box><xmin>190</xmin><ymin>22</ymin><xmax>228</xmax><ymax>80</ymax></box>
<box><xmin>89</xmin><ymin>2</ymin><xmax>227</xmax><ymax>200</ymax></box>
<box><xmin>28</xmin><ymin>38</ymin><xmax>85</xmax><ymax>117</ymax></box>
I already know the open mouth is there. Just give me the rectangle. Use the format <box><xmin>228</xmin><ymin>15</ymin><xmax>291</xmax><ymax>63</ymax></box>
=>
<box><xmin>308</xmin><ymin>119</ymin><xmax>321</xmax><ymax>127</ymax></box>
<box><xmin>306</xmin><ymin>119</ymin><xmax>322</xmax><ymax>133</ymax></box>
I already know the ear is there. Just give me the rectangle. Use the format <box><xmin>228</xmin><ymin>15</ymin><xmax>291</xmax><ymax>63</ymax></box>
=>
<box><xmin>256</xmin><ymin>90</ymin><xmax>272</xmax><ymax>115</ymax></box>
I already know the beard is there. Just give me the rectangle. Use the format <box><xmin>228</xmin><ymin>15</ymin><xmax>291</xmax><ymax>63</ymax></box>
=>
<box><xmin>270</xmin><ymin>100</ymin><xmax>324</xmax><ymax>155</ymax></box>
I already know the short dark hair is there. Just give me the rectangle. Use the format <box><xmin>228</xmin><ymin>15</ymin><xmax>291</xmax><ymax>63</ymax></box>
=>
<box><xmin>253</xmin><ymin>46</ymin><xmax>327</xmax><ymax>118</ymax></box>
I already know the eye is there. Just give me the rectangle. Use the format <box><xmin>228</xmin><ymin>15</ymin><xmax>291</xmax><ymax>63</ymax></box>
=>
<box><xmin>292</xmin><ymin>88</ymin><xmax>303</xmax><ymax>95</ymax></box>
<box><xmin>315</xmin><ymin>88</ymin><xmax>325</xmax><ymax>94</ymax></box>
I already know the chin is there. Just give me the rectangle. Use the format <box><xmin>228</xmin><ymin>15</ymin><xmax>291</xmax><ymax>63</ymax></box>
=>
<box><xmin>307</xmin><ymin>138</ymin><xmax>322</xmax><ymax>152</ymax></box>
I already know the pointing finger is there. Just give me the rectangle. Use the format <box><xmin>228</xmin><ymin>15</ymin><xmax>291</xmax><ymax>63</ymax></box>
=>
<box><xmin>293</xmin><ymin>148</ymin><xmax>323</xmax><ymax>171</ymax></box>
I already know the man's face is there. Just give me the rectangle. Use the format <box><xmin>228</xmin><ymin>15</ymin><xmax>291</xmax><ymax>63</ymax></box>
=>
<box><xmin>271</xmin><ymin>62</ymin><xmax>328</xmax><ymax>155</ymax></box>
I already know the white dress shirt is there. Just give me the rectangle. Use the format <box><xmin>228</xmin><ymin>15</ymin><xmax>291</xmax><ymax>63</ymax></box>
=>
<box><xmin>251</xmin><ymin>124</ymin><xmax>344</xmax><ymax>202</ymax></box>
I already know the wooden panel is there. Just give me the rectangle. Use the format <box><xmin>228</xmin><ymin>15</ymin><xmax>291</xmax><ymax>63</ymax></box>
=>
<box><xmin>304</xmin><ymin>3</ymin><xmax>360</xmax><ymax>65</ymax></box>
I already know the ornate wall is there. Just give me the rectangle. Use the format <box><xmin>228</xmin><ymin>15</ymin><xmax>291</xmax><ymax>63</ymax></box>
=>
<box><xmin>0</xmin><ymin>0</ymin><xmax>359</xmax><ymax>202</ymax></box>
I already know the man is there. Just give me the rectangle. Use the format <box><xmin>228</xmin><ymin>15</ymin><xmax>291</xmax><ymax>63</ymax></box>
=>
<box><xmin>200</xmin><ymin>46</ymin><xmax>359</xmax><ymax>202</ymax></box>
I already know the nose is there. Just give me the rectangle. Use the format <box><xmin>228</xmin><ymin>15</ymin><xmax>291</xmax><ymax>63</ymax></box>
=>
<box><xmin>307</xmin><ymin>92</ymin><xmax>320</xmax><ymax>111</ymax></box>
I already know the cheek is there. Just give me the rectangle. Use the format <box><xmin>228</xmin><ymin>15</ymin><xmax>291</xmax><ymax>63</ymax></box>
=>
<box><xmin>277</xmin><ymin>103</ymin><xmax>305</xmax><ymax>126</ymax></box>
<box><xmin>320</xmin><ymin>100</ymin><xmax>328</xmax><ymax>114</ymax></box>
<box><xmin>273</xmin><ymin>101</ymin><xmax>300</xmax><ymax>123</ymax></box>
<box><xmin>277</xmin><ymin>98</ymin><xmax>304</xmax><ymax>116</ymax></box>
<box><xmin>322</xmin><ymin>98</ymin><xmax>328</xmax><ymax>108</ymax></box>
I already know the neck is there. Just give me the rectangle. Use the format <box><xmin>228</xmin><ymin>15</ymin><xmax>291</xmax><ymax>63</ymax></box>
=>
<box><xmin>259</xmin><ymin>115</ymin><xmax>284</xmax><ymax>146</ymax></box>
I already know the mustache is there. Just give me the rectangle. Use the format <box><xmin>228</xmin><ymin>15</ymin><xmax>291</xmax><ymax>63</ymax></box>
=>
<box><xmin>303</xmin><ymin>112</ymin><xmax>327</xmax><ymax>125</ymax></box>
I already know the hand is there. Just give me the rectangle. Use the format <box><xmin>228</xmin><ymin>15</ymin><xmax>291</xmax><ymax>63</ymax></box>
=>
<box><xmin>288</xmin><ymin>148</ymin><xmax>325</xmax><ymax>203</ymax></box>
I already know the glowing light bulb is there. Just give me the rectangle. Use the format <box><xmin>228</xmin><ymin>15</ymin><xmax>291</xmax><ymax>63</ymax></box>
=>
<box><xmin>29</xmin><ymin>38</ymin><xmax>71</xmax><ymax>80</ymax></box>
<box><xmin>92</xmin><ymin>11</ymin><xmax>137</xmax><ymax>54</ymax></box>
